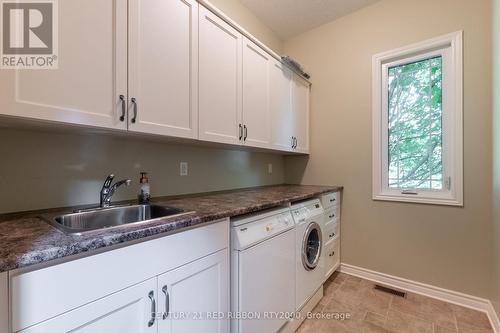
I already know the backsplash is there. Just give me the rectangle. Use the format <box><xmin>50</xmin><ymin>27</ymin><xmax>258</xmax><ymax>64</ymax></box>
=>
<box><xmin>0</xmin><ymin>128</ymin><xmax>285</xmax><ymax>214</ymax></box>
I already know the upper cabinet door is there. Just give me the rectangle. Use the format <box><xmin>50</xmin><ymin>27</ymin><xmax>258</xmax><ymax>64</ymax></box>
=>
<box><xmin>242</xmin><ymin>38</ymin><xmax>271</xmax><ymax>148</ymax></box>
<box><xmin>18</xmin><ymin>278</ymin><xmax>157</xmax><ymax>333</ymax></box>
<box><xmin>0</xmin><ymin>0</ymin><xmax>127</xmax><ymax>130</ymax></box>
<box><xmin>292</xmin><ymin>74</ymin><xmax>310</xmax><ymax>153</ymax></box>
<box><xmin>199</xmin><ymin>7</ymin><xmax>242</xmax><ymax>145</ymax></box>
<box><xmin>270</xmin><ymin>61</ymin><xmax>293</xmax><ymax>151</ymax></box>
<box><xmin>128</xmin><ymin>0</ymin><xmax>198</xmax><ymax>138</ymax></box>
<box><xmin>157</xmin><ymin>249</ymin><xmax>229</xmax><ymax>333</ymax></box>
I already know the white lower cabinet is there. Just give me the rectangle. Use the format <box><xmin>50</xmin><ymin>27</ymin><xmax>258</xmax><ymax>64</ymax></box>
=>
<box><xmin>20</xmin><ymin>250</ymin><xmax>229</xmax><ymax>333</ymax></box>
<box><xmin>324</xmin><ymin>238</ymin><xmax>340</xmax><ymax>280</ymax></box>
<box><xmin>320</xmin><ymin>192</ymin><xmax>341</xmax><ymax>281</ymax></box>
<box><xmin>158</xmin><ymin>250</ymin><xmax>229</xmax><ymax>333</ymax></box>
<box><xmin>19</xmin><ymin>278</ymin><xmax>158</xmax><ymax>333</ymax></box>
<box><xmin>10</xmin><ymin>220</ymin><xmax>229</xmax><ymax>333</ymax></box>
<box><xmin>0</xmin><ymin>272</ymin><xmax>7</xmax><ymax>333</ymax></box>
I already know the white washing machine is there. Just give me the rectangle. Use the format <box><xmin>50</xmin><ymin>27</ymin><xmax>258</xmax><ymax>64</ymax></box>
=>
<box><xmin>231</xmin><ymin>207</ymin><xmax>295</xmax><ymax>333</ymax></box>
<box><xmin>291</xmin><ymin>199</ymin><xmax>324</xmax><ymax>311</ymax></box>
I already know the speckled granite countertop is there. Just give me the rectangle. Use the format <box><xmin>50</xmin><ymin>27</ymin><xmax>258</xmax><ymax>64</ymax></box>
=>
<box><xmin>0</xmin><ymin>184</ymin><xmax>341</xmax><ymax>273</ymax></box>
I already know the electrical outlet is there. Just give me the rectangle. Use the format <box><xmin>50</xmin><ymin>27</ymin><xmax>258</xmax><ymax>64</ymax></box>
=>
<box><xmin>180</xmin><ymin>162</ymin><xmax>188</xmax><ymax>176</ymax></box>
<box><xmin>268</xmin><ymin>163</ymin><xmax>273</xmax><ymax>174</ymax></box>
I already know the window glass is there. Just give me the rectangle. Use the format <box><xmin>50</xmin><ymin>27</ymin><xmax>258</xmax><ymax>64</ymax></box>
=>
<box><xmin>387</xmin><ymin>56</ymin><xmax>443</xmax><ymax>190</ymax></box>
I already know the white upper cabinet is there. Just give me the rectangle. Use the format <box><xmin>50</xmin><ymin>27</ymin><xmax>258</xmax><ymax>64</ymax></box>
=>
<box><xmin>198</xmin><ymin>7</ymin><xmax>243</xmax><ymax>145</ymax></box>
<box><xmin>0</xmin><ymin>0</ymin><xmax>128</xmax><ymax>130</ymax></box>
<box><xmin>0</xmin><ymin>0</ymin><xmax>310</xmax><ymax>154</ymax></box>
<box><xmin>128</xmin><ymin>0</ymin><xmax>198</xmax><ymax>138</ymax></box>
<box><xmin>241</xmin><ymin>38</ymin><xmax>271</xmax><ymax>148</ymax></box>
<box><xmin>292</xmin><ymin>74</ymin><xmax>310</xmax><ymax>154</ymax></box>
<box><xmin>270</xmin><ymin>60</ymin><xmax>293</xmax><ymax>151</ymax></box>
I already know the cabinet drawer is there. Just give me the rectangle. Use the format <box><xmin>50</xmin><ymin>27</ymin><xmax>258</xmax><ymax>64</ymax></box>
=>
<box><xmin>324</xmin><ymin>207</ymin><xmax>339</xmax><ymax>223</ymax></box>
<box><xmin>323</xmin><ymin>221</ymin><xmax>339</xmax><ymax>243</ymax></box>
<box><xmin>324</xmin><ymin>238</ymin><xmax>340</xmax><ymax>279</ymax></box>
<box><xmin>321</xmin><ymin>192</ymin><xmax>339</xmax><ymax>209</ymax></box>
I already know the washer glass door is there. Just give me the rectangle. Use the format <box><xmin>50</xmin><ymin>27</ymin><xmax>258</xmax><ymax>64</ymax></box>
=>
<box><xmin>302</xmin><ymin>222</ymin><xmax>322</xmax><ymax>270</ymax></box>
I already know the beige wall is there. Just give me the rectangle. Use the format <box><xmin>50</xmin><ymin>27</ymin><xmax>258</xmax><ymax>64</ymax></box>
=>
<box><xmin>284</xmin><ymin>0</ymin><xmax>493</xmax><ymax>299</ymax></box>
<box><xmin>0</xmin><ymin>128</ymin><xmax>284</xmax><ymax>214</ymax></box>
<box><xmin>207</xmin><ymin>0</ymin><xmax>283</xmax><ymax>53</ymax></box>
<box><xmin>493</xmin><ymin>0</ymin><xmax>500</xmax><ymax>318</ymax></box>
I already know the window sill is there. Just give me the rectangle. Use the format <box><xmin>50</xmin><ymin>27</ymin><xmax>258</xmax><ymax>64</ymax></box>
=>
<box><xmin>372</xmin><ymin>193</ymin><xmax>463</xmax><ymax>207</ymax></box>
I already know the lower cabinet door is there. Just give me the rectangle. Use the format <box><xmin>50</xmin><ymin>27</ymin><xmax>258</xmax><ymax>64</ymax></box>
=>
<box><xmin>19</xmin><ymin>278</ymin><xmax>158</xmax><ymax>333</ymax></box>
<box><xmin>324</xmin><ymin>238</ymin><xmax>340</xmax><ymax>280</ymax></box>
<box><xmin>157</xmin><ymin>249</ymin><xmax>229</xmax><ymax>333</ymax></box>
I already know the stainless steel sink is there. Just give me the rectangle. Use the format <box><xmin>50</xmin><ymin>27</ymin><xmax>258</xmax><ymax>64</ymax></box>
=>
<box><xmin>42</xmin><ymin>204</ymin><xmax>191</xmax><ymax>235</ymax></box>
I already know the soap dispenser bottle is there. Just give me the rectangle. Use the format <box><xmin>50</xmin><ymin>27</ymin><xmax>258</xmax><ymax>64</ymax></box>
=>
<box><xmin>138</xmin><ymin>172</ymin><xmax>150</xmax><ymax>204</ymax></box>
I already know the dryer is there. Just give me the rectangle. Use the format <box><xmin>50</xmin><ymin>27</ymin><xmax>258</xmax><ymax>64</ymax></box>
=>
<box><xmin>231</xmin><ymin>207</ymin><xmax>295</xmax><ymax>333</ymax></box>
<box><xmin>291</xmin><ymin>199</ymin><xmax>324</xmax><ymax>311</ymax></box>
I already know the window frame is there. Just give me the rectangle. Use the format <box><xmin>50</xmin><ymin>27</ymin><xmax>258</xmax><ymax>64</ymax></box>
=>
<box><xmin>372</xmin><ymin>31</ymin><xmax>463</xmax><ymax>206</ymax></box>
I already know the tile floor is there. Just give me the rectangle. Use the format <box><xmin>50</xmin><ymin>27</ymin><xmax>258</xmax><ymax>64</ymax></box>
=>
<box><xmin>296</xmin><ymin>272</ymin><xmax>493</xmax><ymax>333</ymax></box>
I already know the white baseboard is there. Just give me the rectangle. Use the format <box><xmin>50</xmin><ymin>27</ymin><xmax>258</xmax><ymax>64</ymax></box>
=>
<box><xmin>339</xmin><ymin>263</ymin><xmax>500</xmax><ymax>333</ymax></box>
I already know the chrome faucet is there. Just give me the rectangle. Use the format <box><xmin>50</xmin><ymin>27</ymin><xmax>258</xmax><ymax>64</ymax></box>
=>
<box><xmin>100</xmin><ymin>174</ymin><xmax>131</xmax><ymax>208</ymax></box>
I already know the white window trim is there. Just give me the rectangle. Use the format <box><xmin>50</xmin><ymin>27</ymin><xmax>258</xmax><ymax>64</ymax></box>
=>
<box><xmin>372</xmin><ymin>31</ymin><xmax>463</xmax><ymax>206</ymax></box>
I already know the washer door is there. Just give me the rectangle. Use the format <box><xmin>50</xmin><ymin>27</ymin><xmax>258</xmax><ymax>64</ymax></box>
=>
<box><xmin>302</xmin><ymin>221</ymin><xmax>322</xmax><ymax>270</ymax></box>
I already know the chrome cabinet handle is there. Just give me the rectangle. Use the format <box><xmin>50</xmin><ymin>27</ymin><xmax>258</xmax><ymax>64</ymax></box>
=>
<box><xmin>239</xmin><ymin>124</ymin><xmax>243</xmax><ymax>140</ymax></box>
<box><xmin>119</xmin><ymin>95</ymin><xmax>126</xmax><ymax>122</ymax></box>
<box><xmin>295</xmin><ymin>137</ymin><xmax>298</xmax><ymax>148</ymax></box>
<box><xmin>162</xmin><ymin>285</ymin><xmax>169</xmax><ymax>320</ymax></box>
<box><xmin>329</xmin><ymin>233</ymin><xmax>335</xmax><ymax>238</ymax></box>
<box><xmin>148</xmin><ymin>291</ymin><xmax>156</xmax><ymax>327</ymax></box>
<box><xmin>291</xmin><ymin>136</ymin><xmax>294</xmax><ymax>148</ymax></box>
<box><xmin>243</xmin><ymin>125</ymin><xmax>248</xmax><ymax>141</ymax></box>
<box><xmin>329</xmin><ymin>251</ymin><xmax>335</xmax><ymax>257</ymax></box>
<box><xmin>329</xmin><ymin>214</ymin><xmax>335</xmax><ymax>219</ymax></box>
<box><xmin>131</xmin><ymin>97</ymin><xmax>138</xmax><ymax>124</ymax></box>
<box><xmin>330</xmin><ymin>198</ymin><xmax>336</xmax><ymax>203</ymax></box>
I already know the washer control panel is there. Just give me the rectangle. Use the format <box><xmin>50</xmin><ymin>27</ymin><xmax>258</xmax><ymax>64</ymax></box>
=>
<box><xmin>232</xmin><ymin>212</ymin><xmax>293</xmax><ymax>250</ymax></box>
<box><xmin>291</xmin><ymin>199</ymin><xmax>324</xmax><ymax>224</ymax></box>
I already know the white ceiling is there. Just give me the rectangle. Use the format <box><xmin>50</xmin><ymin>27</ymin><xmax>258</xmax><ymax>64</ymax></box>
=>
<box><xmin>240</xmin><ymin>0</ymin><xmax>381</xmax><ymax>40</ymax></box>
